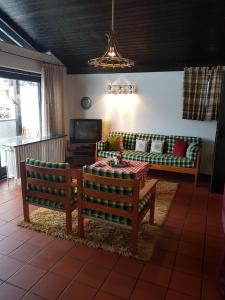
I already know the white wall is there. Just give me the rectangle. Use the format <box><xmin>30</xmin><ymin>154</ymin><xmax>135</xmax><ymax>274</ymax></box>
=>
<box><xmin>65</xmin><ymin>72</ymin><xmax>217</xmax><ymax>174</ymax></box>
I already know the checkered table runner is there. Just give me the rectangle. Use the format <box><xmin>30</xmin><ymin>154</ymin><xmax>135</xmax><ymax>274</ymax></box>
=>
<box><xmin>90</xmin><ymin>158</ymin><xmax>149</xmax><ymax>181</ymax></box>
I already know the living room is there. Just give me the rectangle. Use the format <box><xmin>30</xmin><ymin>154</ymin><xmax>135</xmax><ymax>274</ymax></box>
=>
<box><xmin>0</xmin><ymin>0</ymin><xmax>225</xmax><ymax>299</ymax></box>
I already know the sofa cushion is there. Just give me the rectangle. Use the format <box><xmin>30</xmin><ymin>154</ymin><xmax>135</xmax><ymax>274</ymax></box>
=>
<box><xmin>107</xmin><ymin>135</ymin><xmax>123</xmax><ymax>151</ymax></box>
<box><xmin>109</xmin><ymin>132</ymin><xmax>137</xmax><ymax>150</ymax></box>
<box><xmin>186</xmin><ymin>142</ymin><xmax>199</xmax><ymax>161</ymax></box>
<box><xmin>98</xmin><ymin>150</ymin><xmax>118</xmax><ymax>159</ymax></box>
<box><xmin>98</xmin><ymin>150</ymin><xmax>195</xmax><ymax>167</ymax></box>
<box><xmin>147</xmin><ymin>153</ymin><xmax>195</xmax><ymax>167</ymax></box>
<box><xmin>136</xmin><ymin>133</ymin><xmax>166</xmax><ymax>152</ymax></box>
<box><xmin>26</xmin><ymin>158</ymin><xmax>69</xmax><ymax>169</ymax></box>
<box><xmin>172</xmin><ymin>139</ymin><xmax>188</xmax><ymax>157</ymax></box>
<box><xmin>167</xmin><ymin>135</ymin><xmax>201</xmax><ymax>154</ymax></box>
<box><xmin>98</xmin><ymin>150</ymin><xmax>151</xmax><ymax>162</ymax></box>
<box><xmin>97</xmin><ymin>140</ymin><xmax>109</xmax><ymax>151</ymax></box>
<box><xmin>135</xmin><ymin>139</ymin><xmax>148</xmax><ymax>152</ymax></box>
<box><xmin>25</xmin><ymin>195</ymin><xmax>77</xmax><ymax>210</ymax></box>
<box><xmin>25</xmin><ymin>158</ymin><xmax>69</xmax><ymax>185</ymax></box>
<box><xmin>150</xmin><ymin>140</ymin><xmax>165</xmax><ymax>154</ymax></box>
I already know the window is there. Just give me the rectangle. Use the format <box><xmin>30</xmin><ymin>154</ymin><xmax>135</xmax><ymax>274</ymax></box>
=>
<box><xmin>0</xmin><ymin>68</ymin><xmax>41</xmax><ymax>138</ymax></box>
<box><xmin>0</xmin><ymin>68</ymin><xmax>41</xmax><ymax>168</ymax></box>
<box><xmin>0</xmin><ymin>78</ymin><xmax>16</xmax><ymax>120</ymax></box>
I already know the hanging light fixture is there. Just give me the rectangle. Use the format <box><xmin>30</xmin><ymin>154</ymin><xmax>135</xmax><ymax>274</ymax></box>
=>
<box><xmin>88</xmin><ymin>0</ymin><xmax>135</xmax><ymax>69</ymax></box>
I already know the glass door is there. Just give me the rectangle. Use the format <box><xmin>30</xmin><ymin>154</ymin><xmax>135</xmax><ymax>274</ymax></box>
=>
<box><xmin>0</xmin><ymin>74</ymin><xmax>41</xmax><ymax>169</ymax></box>
<box><xmin>0</xmin><ymin>78</ymin><xmax>41</xmax><ymax>138</ymax></box>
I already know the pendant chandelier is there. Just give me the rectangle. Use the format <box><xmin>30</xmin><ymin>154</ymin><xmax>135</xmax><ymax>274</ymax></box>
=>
<box><xmin>88</xmin><ymin>0</ymin><xmax>135</xmax><ymax>69</ymax></box>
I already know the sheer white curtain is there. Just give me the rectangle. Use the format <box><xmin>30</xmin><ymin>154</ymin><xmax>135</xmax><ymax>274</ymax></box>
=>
<box><xmin>42</xmin><ymin>64</ymin><xmax>64</xmax><ymax>136</ymax></box>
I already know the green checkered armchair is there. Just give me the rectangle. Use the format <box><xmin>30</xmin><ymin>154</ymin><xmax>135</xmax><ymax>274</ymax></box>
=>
<box><xmin>77</xmin><ymin>168</ymin><xmax>158</xmax><ymax>255</ymax></box>
<box><xmin>20</xmin><ymin>158</ymin><xmax>78</xmax><ymax>234</ymax></box>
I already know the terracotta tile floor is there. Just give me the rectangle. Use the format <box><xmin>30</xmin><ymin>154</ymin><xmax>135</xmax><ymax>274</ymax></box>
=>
<box><xmin>0</xmin><ymin>171</ymin><xmax>224</xmax><ymax>300</ymax></box>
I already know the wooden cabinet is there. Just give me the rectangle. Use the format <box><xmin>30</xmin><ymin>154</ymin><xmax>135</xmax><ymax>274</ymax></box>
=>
<box><xmin>66</xmin><ymin>142</ymin><xmax>96</xmax><ymax>167</ymax></box>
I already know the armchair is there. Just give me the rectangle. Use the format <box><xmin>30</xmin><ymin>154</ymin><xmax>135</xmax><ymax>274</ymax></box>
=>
<box><xmin>77</xmin><ymin>170</ymin><xmax>158</xmax><ymax>254</ymax></box>
<box><xmin>20</xmin><ymin>158</ymin><xmax>78</xmax><ymax>234</ymax></box>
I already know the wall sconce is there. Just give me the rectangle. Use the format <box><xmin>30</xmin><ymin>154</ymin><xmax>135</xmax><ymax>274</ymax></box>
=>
<box><xmin>107</xmin><ymin>84</ymin><xmax>136</xmax><ymax>94</ymax></box>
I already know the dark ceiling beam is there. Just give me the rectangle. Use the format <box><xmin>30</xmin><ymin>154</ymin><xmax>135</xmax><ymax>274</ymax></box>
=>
<box><xmin>0</xmin><ymin>8</ymin><xmax>45</xmax><ymax>52</ymax></box>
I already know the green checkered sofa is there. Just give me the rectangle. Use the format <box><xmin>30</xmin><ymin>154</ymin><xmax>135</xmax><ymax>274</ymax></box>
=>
<box><xmin>97</xmin><ymin>131</ymin><xmax>201</xmax><ymax>185</ymax></box>
<box><xmin>20</xmin><ymin>158</ymin><xmax>78</xmax><ymax>233</ymax></box>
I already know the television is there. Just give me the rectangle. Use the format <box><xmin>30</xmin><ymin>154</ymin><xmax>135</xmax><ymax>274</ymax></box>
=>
<box><xmin>69</xmin><ymin>119</ymin><xmax>102</xmax><ymax>143</ymax></box>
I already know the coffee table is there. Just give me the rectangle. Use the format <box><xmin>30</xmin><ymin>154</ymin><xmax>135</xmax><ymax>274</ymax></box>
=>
<box><xmin>89</xmin><ymin>158</ymin><xmax>149</xmax><ymax>186</ymax></box>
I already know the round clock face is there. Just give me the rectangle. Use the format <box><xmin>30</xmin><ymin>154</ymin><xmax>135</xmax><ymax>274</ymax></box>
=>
<box><xmin>80</xmin><ymin>97</ymin><xmax>92</xmax><ymax>110</ymax></box>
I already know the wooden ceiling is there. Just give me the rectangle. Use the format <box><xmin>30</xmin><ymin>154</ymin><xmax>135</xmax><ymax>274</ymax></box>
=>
<box><xmin>0</xmin><ymin>0</ymin><xmax>224</xmax><ymax>74</ymax></box>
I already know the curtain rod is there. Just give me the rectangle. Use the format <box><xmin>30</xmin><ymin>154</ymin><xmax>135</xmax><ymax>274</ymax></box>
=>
<box><xmin>0</xmin><ymin>49</ymin><xmax>64</xmax><ymax>67</ymax></box>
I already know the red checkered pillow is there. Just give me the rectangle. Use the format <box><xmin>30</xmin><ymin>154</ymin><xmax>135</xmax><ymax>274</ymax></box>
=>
<box><xmin>172</xmin><ymin>139</ymin><xmax>188</xmax><ymax>157</ymax></box>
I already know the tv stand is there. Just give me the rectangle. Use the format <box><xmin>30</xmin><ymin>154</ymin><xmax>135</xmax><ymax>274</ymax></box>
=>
<box><xmin>66</xmin><ymin>142</ymin><xmax>96</xmax><ymax>167</ymax></box>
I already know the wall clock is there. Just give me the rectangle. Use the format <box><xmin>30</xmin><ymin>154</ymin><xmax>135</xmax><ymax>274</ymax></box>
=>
<box><xmin>80</xmin><ymin>97</ymin><xmax>92</xmax><ymax>110</ymax></box>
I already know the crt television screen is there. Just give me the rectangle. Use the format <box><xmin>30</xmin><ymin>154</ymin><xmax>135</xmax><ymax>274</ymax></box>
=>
<box><xmin>75</xmin><ymin>120</ymin><xmax>98</xmax><ymax>139</ymax></box>
<box><xmin>70</xmin><ymin>119</ymin><xmax>102</xmax><ymax>142</ymax></box>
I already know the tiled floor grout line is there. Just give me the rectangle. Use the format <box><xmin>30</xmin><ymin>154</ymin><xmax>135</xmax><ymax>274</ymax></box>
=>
<box><xmin>0</xmin><ymin>280</ymin><xmax>48</xmax><ymax>300</ymax></box>
<box><xmin>199</xmin><ymin>186</ymin><xmax>210</xmax><ymax>300</ymax></box>
<box><xmin>18</xmin><ymin>241</ymin><xmax>83</xmax><ymax>299</ymax></box>
<box><xmin>0</xmin><ymin>232</ymin><xmax>73</xmax><ymax>298</ymax></box>
<box><xmin>164</xmin><ymin>180</ymin><xmax>198</xmax><ymax>298</ymax></box>
<box><xmin>55</xmin><ymin>253</ymin><xmax>121</xmax><ymax>299</ymax></box>
<box><xmin>127</xmin><ymin>178</ymin><xmax>185</xmax><ymax>299</ymax></box>
<box><xmin>0</xmin><ymin>175</ymin><xmax>223</xmax><ymax>300</ymax></box>
<box><xmin>54</xmin><ymin>256</ymin><xmax>95</xmax><ymax>299</ymax></box>
<box><xmin>80</xmin><ymin>254</ymin><xmax>121</xmax><ymax>298</ymax></box>
<box><xmin>126</xmin><ymin>260</ymin><xmax>146</xmax><ymax>299</ymax></box>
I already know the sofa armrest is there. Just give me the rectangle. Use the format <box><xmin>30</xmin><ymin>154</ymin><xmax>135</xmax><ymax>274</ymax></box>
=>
<box><xmin>97</xmin><ymin>140</ymin><xmax>109</xmax><ymax>151</ymax></box>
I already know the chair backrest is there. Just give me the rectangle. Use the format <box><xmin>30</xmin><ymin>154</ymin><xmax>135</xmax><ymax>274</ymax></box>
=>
<box><xmin>78</xmin><ymin>171</ymin><xmax>140</xmax><ymax>223</ymax></box>
<box><xmin>20</xmin><ymin>160</ymin><xmax>76</xmax><ymax>207</ymax></box>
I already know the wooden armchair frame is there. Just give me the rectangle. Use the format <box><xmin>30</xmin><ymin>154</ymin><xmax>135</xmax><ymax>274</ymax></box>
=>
<box><xmin>20</xmin><ymin>161</ymin><xmax>78</xmax><ymax>234</ymax></box>
<box><xmin>77</xmin><ymin>171</ymin><xmax>158</xmax><ymax>254</ymax></box>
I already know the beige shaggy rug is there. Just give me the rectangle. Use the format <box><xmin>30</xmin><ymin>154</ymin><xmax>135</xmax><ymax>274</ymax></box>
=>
<box><xmin>18</xmin><ymin>181</ymin><xmax>178</xmax><ymax>260</ymax></box>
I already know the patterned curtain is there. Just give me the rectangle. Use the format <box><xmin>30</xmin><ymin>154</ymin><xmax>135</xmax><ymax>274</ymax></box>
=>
<box><xmin>182</xmin><ymin>66</ymin><xmax>224</xmax><ymax>121</ymax></box>
<box><xmin>182</xmin><ymin>67</ymin><xmax>209</xmax><ymax>121</ymax></box>
<box><xmin>205</xmin><ymin>66</ymin><xmax>224</xmax><ymax>120</ymax></box>
<box><xmin>42</xmin><ymin>64</ymin><xmax>65</xmax><ymax>136</ymax></box>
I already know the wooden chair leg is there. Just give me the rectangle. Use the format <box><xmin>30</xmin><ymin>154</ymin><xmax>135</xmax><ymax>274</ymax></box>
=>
<box><xmin>23</xmin><ymin>202</ymin><xmax>30</xmax><ymax>222</ymax></box>
<box><xmin>131</xmin><ymin>224</ymin><xmax>138</xmax><ymax>255</ymax></box>
<box><xmin>66</xmin><ymin>209</ymin><xmax>72</xmax><ymax>234</ymax></box>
